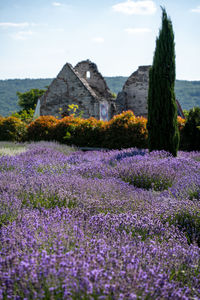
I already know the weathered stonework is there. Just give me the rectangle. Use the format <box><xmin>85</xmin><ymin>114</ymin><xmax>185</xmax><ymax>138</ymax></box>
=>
<box><xmin>40</xmin><ymin>60</ymin><xmax>115</xmax><ymax>120</ymax></box>
<box><xmin>75</xmin><ymin>60</ymin><xmax>113</xmax><ymax>100</ymax></box>
<box><xmin>116</xmin><ymin>65</ymin><xmax>151</xmax><ymax>117</ymax></box>
<box><xmin>38</xmin><ymin>61</ymin><xmax>183</xmax><ymax>120</ymax></box>
<box><xmin>115</xmin><ymin>65</ymin><xmax>184</xmax><ymax>118</ymax></box>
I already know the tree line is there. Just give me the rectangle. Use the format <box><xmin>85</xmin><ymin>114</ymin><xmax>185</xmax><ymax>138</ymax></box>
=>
<box><xmin>0</xmin><ymin>78</ymin><xmax>200</xmax><ymax>117</ymax></box>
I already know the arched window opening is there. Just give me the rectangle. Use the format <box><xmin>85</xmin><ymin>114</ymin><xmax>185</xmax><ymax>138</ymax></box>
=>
<box><xmin>86</xmin><ymin>71</ymin><xmax>91</xmax><ymax>79</ymax></box>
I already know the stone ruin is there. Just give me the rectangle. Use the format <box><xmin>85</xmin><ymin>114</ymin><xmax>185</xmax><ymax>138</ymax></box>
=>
<box><xmin>116</xmin><ymin>65</ymin><xmax>151</xmax><ymax>118</ymax></box>
<box><xmin>115</xmin><ymin>65</ymin><xmax>184</xmax><ymax>118</ymax></box>
<box><xmin>37</xmin><ymin>60</ymin><xmax>184</xmax><ymax>120</ymax></box>
<box><xmin>39</xmin><ymin>60</ymin><xmax>115</xmax><ymax>120</ymax></box>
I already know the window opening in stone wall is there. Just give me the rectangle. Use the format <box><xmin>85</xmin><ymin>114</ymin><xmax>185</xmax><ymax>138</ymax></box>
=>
<box><xmin>86</xmin><ymin>71</ymin><xmax>91</xmax><ymax>79</ymax></box>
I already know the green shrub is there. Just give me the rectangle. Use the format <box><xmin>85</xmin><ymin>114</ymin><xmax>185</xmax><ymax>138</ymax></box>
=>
<box><xmin>180</xmin><ymin>107</ymin><xmax>200</xmax><ymax>150</ymax></box>
<box><xmin>69</xmin><ymin>118</ymin><xmax>106</xmax><ymax>147</ymax></box>
<box><xmin>53</xmin><ymin>116</ymin><xmax>81</xmax><ymax>144</ymax></box>
<box><xmin>11</xmin><ymin>108</ymin><xmax>35</xmax><ymax>124</ymax></box>
<box><xmin>0</xmin><ymin>116</ymin><xmax>27</xmax><ymax>142</ymax></box>
<box><xmin>54</xmin><ymin>116</ymin><xmax>105</xmax><ymax>147</ymax></box>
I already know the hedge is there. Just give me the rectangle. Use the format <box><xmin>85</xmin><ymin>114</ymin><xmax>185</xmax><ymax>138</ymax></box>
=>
<box><xmin>27</xmin><ymin>116</ymin><xmax>59</xmax><ymax>141</ymax></box>
<box><xmin>0</xmin><ymin>111</ymin><xmax>191</xmax><ymax>150</ymax></box>
<box><xmin>0</xmin><ymin>116</ymin><xmax>27</xmax><ymax>142</ymax></box>
<box><xmin>180</xmin><ymin>107</ymin><xmax>200</xmax><ymax>151</ymax></box>
<box><xmin>102</xmin><ymin>111</ymin><xmax>148</xmax><ymax>149</ymax></box>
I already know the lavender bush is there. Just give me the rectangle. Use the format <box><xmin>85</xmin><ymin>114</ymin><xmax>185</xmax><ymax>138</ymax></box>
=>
<box><xmin>0</xmin><ymin>142</ymin><xmax>200</xmax><ymax>299</ymax></box>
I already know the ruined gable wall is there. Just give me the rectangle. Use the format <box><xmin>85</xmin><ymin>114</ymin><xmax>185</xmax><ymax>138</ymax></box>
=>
<box><xmin>75</xmin><ymin>60</ymin><xmax>113</xmax><ymax>99</ymax></box>
<box><xmin>40</xmin><ymin>63</ymin><xmax>100</xmax><ymax>119</ymax></box>
<box><xmin>116</xmin><ymin>65</ymin><xmax>151</xmax><ymax>117</ymax></box>
<box><xmin>75</xmin><ymin>60</ymin><xmax>116</xmax><ymax>120</ymax></box>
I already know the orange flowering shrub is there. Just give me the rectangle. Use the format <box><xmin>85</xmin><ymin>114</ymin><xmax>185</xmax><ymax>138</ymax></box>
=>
<box><xmin>0</xmin><ymin>116</ymin><xmax>27</xmax><ymax>142</ymax></box>
<box><xmin>54</xmin><ymin>116</ymin><xmax>106</xmax><ymax>147</ymax></box>
<box><xmin>25</xmin><ymin>112</ymin><xmax>186</xmax><ymax>149</ymax></box>
<box><xmin>54</xmin><ymin>116</ymin><xmax>83</xmax><ymax>143</ymax></box>
<box><xmin>0</xmin><ymin>116</ymin><xmax>4</xmax><ymax>123</ymax></box>
<box><xmin>177</xmin><ymin>116</ymin><xmax>186</xmax><ymax>132</ymax></box>
<box><xmin>103</xmin><ymin>111</ymin><xmax>148</xmax><ymax>149</ymax></box>
<box><xmin>27</xmin><ymin>116</ymin><xmax>58</xmax><ymax>141</ymax></box>
<box><xmin>26</xmin><ymin>111</ymin><xmax>148</xmax><ymax>148</ymax></box>
<box><xmin>70</xmin><ymin>117</ymin><xmax>106</xmax><ymax>147</ymax></box>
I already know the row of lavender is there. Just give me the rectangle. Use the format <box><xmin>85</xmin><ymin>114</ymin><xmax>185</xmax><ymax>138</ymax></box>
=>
<box><xmin>0</xmin><ymin>142</ymin><xmax>200</xmax><ymax>299</ymax></box>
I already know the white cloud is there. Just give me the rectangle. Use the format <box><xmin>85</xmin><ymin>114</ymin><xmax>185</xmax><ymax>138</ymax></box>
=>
<box><xmin>51</xmin><ymin>28</ymin><xmax>65</xmax><ymax>33</ymax></box>
<box><xmin>112</xmin><ymin>0</ymin><xmax>156</xmax><ymax>15</ymax></box>
<box><xmin>125</xmin><ymin>27</ymin><xmax>151</xmax><ymax>34</ymax></box>
<box><xmin>52</xmin><ymin>2</ymin><xmax>62</xmax><ymax>6</ymax></box>
<box><xmin>92</xmin><ymin>37</ymin><xmax>104</xmax><ymax>43</ymax></box>
<box><xmin>0</xmin><ymin>22</ymin><xmax>29</xmax><ymax>28</ymax></box>
<box><xmin>11</xmin><ymin>30</ymin><xmax>34</xmax><ymax>40</ymax></box>
<box><xmin>190</xmin><ymin>6</ymin><xmax>200</xmax><ymax>13</ymax></box>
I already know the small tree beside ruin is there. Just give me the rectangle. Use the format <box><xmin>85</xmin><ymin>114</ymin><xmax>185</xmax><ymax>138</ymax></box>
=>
<box><xmin>147</xmin><ymin>7</ymin><xmax>179</xmax><ymax>156</ymax></box>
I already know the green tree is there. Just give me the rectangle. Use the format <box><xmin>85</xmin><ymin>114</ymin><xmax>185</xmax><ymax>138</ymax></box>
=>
<box><xmin>17</xmin><ymin>88</ymin><xmax>46</xmax><ymax>111</ymax></box>
<box><xmin>183</xmin><ymin>109</ymin><xmax>189</xmax><ymax>119</ymax></box>
<box><xmin>11</xmin><ymin>108</ymin><xmax>35</xmax><ymax>124</ymax></box>
<box><xmin>181</xmin><ymin>107</ymin><xmax>200</xmax><ymax>150</ymax></box>
<box><xmin>147</xmin><ymin>7</ymin><xmax>179</xmax><ymax>156</ymax></box>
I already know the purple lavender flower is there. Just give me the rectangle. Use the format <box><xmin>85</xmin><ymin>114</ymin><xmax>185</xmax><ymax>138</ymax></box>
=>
<box><xmin>0</xmin><ymin>142</ymin><xmax>200</xmax><ymax>299</ymax></box>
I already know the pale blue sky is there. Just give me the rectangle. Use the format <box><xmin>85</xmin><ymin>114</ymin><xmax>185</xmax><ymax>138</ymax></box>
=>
<box><xmin>0</xmin><ymin>0</ymin><xmax>200</xmax><ymax>80</ymax></box>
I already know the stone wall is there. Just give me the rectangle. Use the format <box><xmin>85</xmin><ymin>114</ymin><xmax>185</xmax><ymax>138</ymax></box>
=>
<box><xmin>116</xmin><ymin>65</ymin><xmax>151</xmax><ymax>117</ymax></box>
<box><xmin>39</xmin><ymin>61</ymin><xmax>184</xmax><ymax>121</ymax></box>
<box><xmin>75</xmin><ymin>60</ymin><xmax>113</xmax><ymax>99</ymax></box>
<box><xmin>40</xmin><ymin>60</ymin><xmax>116</xmax><ymax>120</ymax></box>
<box><xmin>40</xmin><ymin>63</ymin><xmax>100</xmax><ymax>119</ymax></box>
<box><xmin>74</xmin><ymin>60</ymin><xmax>116</xmax><ymax>120</ymax></box>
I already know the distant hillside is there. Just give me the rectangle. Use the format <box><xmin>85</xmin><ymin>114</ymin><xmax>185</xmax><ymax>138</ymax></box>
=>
<box><xmin>175</xmin><ymin>80</ymin><xmax>200</xmax><ymax>111</ymax></box>
<box><xmin>105</xmin><ymin>76</ymin><xmax>127</xmax><ymax>95</ymax></box>
<box><xmin>0</xmin><ymin>77</ymin><xmax>199</xmax><ymax>116</ymax></box>
<box><xmin>0</xmin><ymin>79</ymin><xmax>53</xmax><ymax>116</ymax></box>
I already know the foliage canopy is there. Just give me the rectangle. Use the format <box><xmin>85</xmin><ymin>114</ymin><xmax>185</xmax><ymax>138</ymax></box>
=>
<box><xmin>147</xmin><ymin>7</ymin><xmax>179</xmax><ymax>156</ymax></box>
<box><xmin>17</xmin><ymin>88</ymin><xmax>46</xmax><ymax>111</ymax></box>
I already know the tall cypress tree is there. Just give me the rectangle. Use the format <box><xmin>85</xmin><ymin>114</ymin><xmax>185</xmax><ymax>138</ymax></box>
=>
<box><xmin>147</xmin><ymin>7</ymin><xmax>179</xmax><ymax>156</ymax></box>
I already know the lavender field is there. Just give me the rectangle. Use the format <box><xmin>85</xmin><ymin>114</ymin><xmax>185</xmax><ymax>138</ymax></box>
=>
<box><xmin>0</xmin><ymin>142</ymin><xmax>200</xmax><ymax>299</ymax></box>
